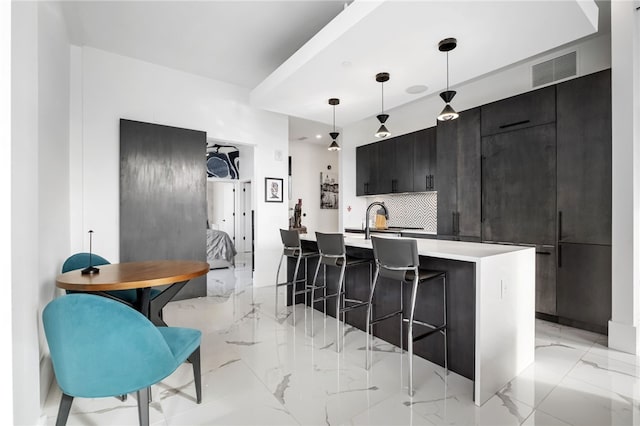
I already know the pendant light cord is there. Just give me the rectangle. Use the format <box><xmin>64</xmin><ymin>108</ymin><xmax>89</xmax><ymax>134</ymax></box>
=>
<box><xmin>333</xmin><ymin>104</ymin><xmax>336</xmax><ymax>132</ymax></box>
<box><xmin>381</xmin><ymin>82</ymin><xmax>385</xmax><ymax>113</ymax></box>
<box><xmin>446</xmin><ymin>51</ymin><xmax>450</xmax><ymax>91</ymax></box>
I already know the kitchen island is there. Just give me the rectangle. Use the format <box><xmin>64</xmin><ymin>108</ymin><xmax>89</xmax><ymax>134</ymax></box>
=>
<box><xmin>289</xmin><ymin>233</ymin><xmax>535</xmax><ymax>406</ymax></box>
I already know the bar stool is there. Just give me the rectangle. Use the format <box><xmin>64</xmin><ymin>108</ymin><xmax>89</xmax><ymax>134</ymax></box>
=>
<box><xmin>310</xmin><ymin>232</ymin><xmax>371</xmax><ymax>352</ymax></box>
<box><xmin>366</xmin><ymin>236</ymin><xmax>447</xmax><ymax>396</ymax></box>
<box><xmin>275</xmin><ymin>229</ymin><xmax>319</xmax><ymax>325</ymax></box>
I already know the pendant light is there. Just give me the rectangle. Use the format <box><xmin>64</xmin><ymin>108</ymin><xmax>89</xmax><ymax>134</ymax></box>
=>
<box><xmin>328</xmin><ymin>98</ymin><xmax>341</xmax><ymax>151</ymax></box>
<box><xmin>437</xmin><ymin>38</ymin><xmax>459</xmax><ymax>121</ymax></box>
<box><xmin>375</xmin><ymin>72</ymin><xmax>390</xmax><ymax>138</ymax></box>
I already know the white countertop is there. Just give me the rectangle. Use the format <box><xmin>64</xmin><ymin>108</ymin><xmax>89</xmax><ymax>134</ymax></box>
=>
<box><xmin>302</xmin><ymin>233</ymin><xmax>533</xmax><ymax>263</ymax></box>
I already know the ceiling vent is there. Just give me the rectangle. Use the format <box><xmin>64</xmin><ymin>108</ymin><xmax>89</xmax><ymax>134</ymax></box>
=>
<box><xmin>532</xmin><ymin>51</ymin><xmax>577</xmax><ymax>88</ymax></box>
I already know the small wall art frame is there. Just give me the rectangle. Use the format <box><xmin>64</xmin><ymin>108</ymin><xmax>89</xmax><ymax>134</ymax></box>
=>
<box><xmin>265</xmin><ymin>177</ymin><xmax>284</xmax><ymax>203</ymax></box>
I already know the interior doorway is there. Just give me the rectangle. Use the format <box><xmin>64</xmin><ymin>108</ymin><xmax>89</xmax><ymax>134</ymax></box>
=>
<box><xmin>206</xmin><ymin>179</ymin><xmax>253</xmax><ymax>268</ymax></box>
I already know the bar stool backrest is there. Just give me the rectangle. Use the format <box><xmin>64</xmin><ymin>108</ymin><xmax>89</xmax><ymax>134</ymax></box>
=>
<box><xmin>371</xmin><ymin>236</ymin><xmax>419</xmax><ymax>281</ymax></box>
<box><xmin>315</xmin><ymin>232</ymin><xmax>346</xmax><ymax>266</ymax></box>
<box><xmin>280</xmin><ymin>229</ymin><xmax>302</xmax><ymax>256</ymax></box>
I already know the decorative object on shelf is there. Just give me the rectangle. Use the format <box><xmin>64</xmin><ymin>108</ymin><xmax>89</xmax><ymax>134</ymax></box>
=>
<box><xmin>375</xmin><ymin>72</ymin><xmax>391</xmax><ymax>138</ymax></box>
<box><xmin>290</xmin><ymin>199</ymin><xmax>307</xmax><ymax>233</ymax></box>
<box><xmin>328</xmin><ymin>98</ymin><xmax>341</xmax><ymax>151</ymax></box>
<box><xmin>320</xmin><ymin>172</ymin><xmax>339</xmax><ymax>209</ymax></box>
<box><xmin>265</xmin><ymin>177</ymin><xmax>284</xmax><ymax>202</ymax></box>
<box><xmin>437</xmin><ymin>37</ymin><xmax>460</xmax><ymax>122</ymax></box>
<box><xmin>81</xmin><ymin>230</ymin><xmax>100</xmax><ymax>275</ymax></box>
<box><xmin>206</xmin><ymin>143</ymin><xmax>240</xmax><ymax>179</ymax></box>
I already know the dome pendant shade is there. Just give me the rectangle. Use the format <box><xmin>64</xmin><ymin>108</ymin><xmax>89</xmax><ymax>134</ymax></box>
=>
<box><xmin>375</xmin><ymin>124</ymin><xmax>390</xmax><ymax>138</ymax></box>
<box><xmin>328</xmin><ymin>140</ymin><xmax>341</xmax><ymax>151</ymax></box>
<box><xmin>437</xmin><ymin>104</ymin><xmax>459</xmax><ymax>121</ymax></box>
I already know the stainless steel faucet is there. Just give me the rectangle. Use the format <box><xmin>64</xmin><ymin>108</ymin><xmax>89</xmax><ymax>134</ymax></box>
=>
<box><xmin>365</xmin><ymin>201</ymin><xmax>389</xmax><ymax>240</ymax></box>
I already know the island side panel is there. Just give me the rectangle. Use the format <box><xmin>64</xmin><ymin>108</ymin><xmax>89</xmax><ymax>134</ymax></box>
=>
<box><xmin>474</xmin><ymin>248</ymin><xmax>535</xmax><ymax>406</ymax></box>
<box><xmin>288</xmin><ymin>241</ymin><xmax>476</xmax><ymax>381</ymax></box>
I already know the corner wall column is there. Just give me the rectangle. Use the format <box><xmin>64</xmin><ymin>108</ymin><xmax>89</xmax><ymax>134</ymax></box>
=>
<box><xmin>609</xmin><ymin>0</ymin><xmax>640</xmax><ymax>354</ymax></box>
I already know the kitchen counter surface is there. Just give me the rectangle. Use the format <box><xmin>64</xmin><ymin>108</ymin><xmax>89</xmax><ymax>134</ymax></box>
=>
<box><xmin>304</xmin><ymin>232</ymin><xmax>532</xmax><ymax>263</ymax></box>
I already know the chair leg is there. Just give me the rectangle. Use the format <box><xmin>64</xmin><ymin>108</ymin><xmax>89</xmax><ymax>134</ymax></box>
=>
<box><xmin>310</xmin><ymin>258</ymin><xmax>323</xmax><ymax>336</ymax></box>
<box><xmin>365</xmin><ymin>265</ymin><xmax>380</xmax><ymax>370</ymax></box>
<box><xmin>55</xmin><ymin>393</ymin><xmax>73</xmax><ymax>426</ymax></box>
<box><xmin>407</xmin><ymin>277</ymin><xmax>420</xmax><ymax>397</ymax></box>
<box><xmin>292</xmin><ymin>254</ymin><xmax>302</xmax><ymax>326</ymax></box>
<box><xmin>275</xmin><ymin>253</ymin><xmax>285</xmax><ymax>318</ymax></box>
<box><xmin>136</xmin><ymin>388</ymin><xmax>150</xmax><ymax>426</ymax></box>
<box><xmin>443</xmin><ymin>275</ymin><xmax>448</xmax><ymax>374</ymax></box>
<box><xmin>335</xmin><ymin>262</ymin><xmax>346</xmax><ymax>352</ymax></box>
<box><xmin>188</xmin><ymin>347</ymin><xmax>202</xmax><ymax>403</ymax></box>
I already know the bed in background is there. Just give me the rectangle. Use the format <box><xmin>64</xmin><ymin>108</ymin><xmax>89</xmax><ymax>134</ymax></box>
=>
<box><xmin>207</xmin><ymin>228</ymin><xmax>237</xmax><ymax>269</ymax></box>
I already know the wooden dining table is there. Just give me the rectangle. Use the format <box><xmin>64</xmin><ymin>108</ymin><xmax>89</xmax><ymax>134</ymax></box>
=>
<box><xmin>56</xmin><ymin>260</ymin><xmax>210</xmax><ymax>326</ymax></box>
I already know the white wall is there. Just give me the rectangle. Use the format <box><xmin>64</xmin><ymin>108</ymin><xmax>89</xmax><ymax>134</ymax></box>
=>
<box><xmin>11</xmin><ymin>1</ymin><xmax>71</xmax><ymax>424</ymax></box>
<box><xmin>71</xmin><ymin>47</ymin><xmax>288</xmax><ymax>288</ymax></box>
<box><xmin>340</xmin><ymin>33</ymin><xmax>612</xmax><ymax>230</ymax></box>
<box><xmin>609</xmin><ymin>0</ymin><xmax>640</xmax><ymax>354</ymax></box>
<box><xmin>2</xmin><ymin>1</ymin><xmax>14</xmax><ymax>423</ymax></box>
<box><xmin>288</xmin><ymin>140</ymin><xmax>339</xmax><ymax>234</ymax></box>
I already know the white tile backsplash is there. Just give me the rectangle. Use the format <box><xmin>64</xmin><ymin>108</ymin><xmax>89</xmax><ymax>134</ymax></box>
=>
<box><xmin>366</xmin><ymin>192</ymin><xmax>437</xmax><ymax>231</ymax></box>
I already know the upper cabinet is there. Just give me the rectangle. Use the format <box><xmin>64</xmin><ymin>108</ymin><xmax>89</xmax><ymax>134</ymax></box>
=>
<box><xmin>356</xmin><ymin>129</ymin><xmax>430</xmax><ymax>196</ymax></box>
<box><xmin>556</xmin><ymin>69</ymin><xmax>612</xmax><ymax>245</ymax></box>
<box><xmin>413</xmin><ymin>129</ymin><xmax>436</xmax><ymax>192</ymax></box>
<box><xmin>480</xmin><ymin>86</ymin><xmax>556</xmax><ymax>136</ymax></box>
<box><xmin>436</xmin><ymin>107</ymin><xmax>481</xmax><ymax>241</ymax></box>
<box><xmin>356</xmin><ymin>142</ymin><xmax>378</xmax><ymax>196</ymax></box>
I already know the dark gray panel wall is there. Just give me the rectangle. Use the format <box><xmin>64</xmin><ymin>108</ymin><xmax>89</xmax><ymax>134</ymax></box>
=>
<box><xmin>120</xmin><ymin>119</ymin><xmax>207</xmax><ymax>300</ymax></box>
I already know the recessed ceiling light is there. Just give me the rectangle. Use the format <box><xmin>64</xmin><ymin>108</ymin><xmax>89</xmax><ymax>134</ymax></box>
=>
<box><xmin>297</xmin><ymin>136</ymin><xmax>308</xmax><ymax>141</ymax></box>
<box><xmin>316</xmin><ymin>134</ymin><xmax>322</xmax><ymax>139</ymax></box>
<box><xmin>406</xmin><ymin>85</ymin><xmax>428</xmax><ymax>94</ymax></box>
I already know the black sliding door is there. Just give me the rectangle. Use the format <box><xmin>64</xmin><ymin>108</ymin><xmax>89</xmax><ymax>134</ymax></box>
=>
<box><xmin>120</xmin><ymin>119</ymin><xmax>207</xmax><ymax>299</ymax></box>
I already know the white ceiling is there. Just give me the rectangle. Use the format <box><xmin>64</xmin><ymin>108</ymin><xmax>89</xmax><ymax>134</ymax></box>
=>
<box><xmin>60</xmin><ymin>0</ymin><xmax>602</xmax><ymax>144</ymax></box>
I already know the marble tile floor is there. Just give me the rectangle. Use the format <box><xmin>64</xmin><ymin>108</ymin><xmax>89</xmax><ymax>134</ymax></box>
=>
<box><xmin>43</xmin><ymin>259</ymin><xmax>640</xmax><ymax>425</ymax></box>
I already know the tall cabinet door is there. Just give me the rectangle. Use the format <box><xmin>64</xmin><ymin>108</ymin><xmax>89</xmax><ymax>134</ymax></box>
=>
<box><xmin>557</xmin><ymin>243</ymin><xmax>611</xmax><ymax>333</ymax></box>
<box><xmin>481</xmin><ymin>123</ymin><xmax>556</xmax><ymax>244</ymax></box>
<box><xmin>436</xmin><ymin>118</ymin><xmax>458</xmax><ymax>238</ymax></box>
<box><xmin>356</xmin><ymin>143</ymin><xmax>378</xmax><ymax>196</ymax></box>
<box><xmin>455</xmin><ymin>108</ymin><xmax>481</xmax><ymax>240</ymax></box>
<box><xmin>391</xmin><ymin>133</ymin><xmax>415</xmax><ymax>193</ymax></box>
<box><xmin>557</xmin><ymin>69</ymin><xmax>612</xmax><ymax>245</ymax></box>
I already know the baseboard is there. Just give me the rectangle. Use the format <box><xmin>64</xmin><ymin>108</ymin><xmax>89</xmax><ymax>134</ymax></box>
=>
<box><xmin>39</xmin><ymin>354</ymin><xmax>54</xmax><ymax>417</ymax></box>
<box><xmin>535</xmin><ymin>312</ymin><xmax>558</xmax><ymax>323</ymax></box>
<box><xmin>535</xmin><ymin>311</ymin><xmax>608</xmax><ymax>335</ymax></box>
<box><xmin>608</xmin><ymin>320</ymin><xmax>639</xmax><ymax>354</ymax></box>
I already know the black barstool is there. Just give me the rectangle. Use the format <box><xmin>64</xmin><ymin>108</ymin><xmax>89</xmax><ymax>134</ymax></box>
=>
<box><xmin>366</xmin><ymin>236</ymin><xmax>447</xmax><ymax>396</ymax></box>
<box><xmin>310</xmin><ymin>232</ymin><xmax>371</xmax><ymax>352</ymax></box>
<box><xmin>275</xmin><ymin>229</ymin><xmax>319</xmax><ymax>325</ymax></box>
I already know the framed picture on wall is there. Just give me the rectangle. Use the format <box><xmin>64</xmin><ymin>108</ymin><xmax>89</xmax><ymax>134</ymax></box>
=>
<box><xmin>265</xmin><ymin>177</ymin><xmax>284</xmax><ymax>203</ymax></box>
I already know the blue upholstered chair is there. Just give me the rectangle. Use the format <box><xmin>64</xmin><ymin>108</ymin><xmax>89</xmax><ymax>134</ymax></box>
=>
<box><xmin>61</xmin><ymin>253</ymin><xmax>161</xmax><ymax>306</ymax></box>
<box><xmin>43</xmin><ymin>294</ymin><xmax>202</xmax><ymax>426</ymax></box>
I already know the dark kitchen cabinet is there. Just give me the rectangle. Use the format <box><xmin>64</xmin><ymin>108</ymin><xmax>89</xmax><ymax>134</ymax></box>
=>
<box><xmin>557</xmin><ymin>243</ymin><xmax>611</xmax><ymax>333</ymax></box>
<box><xmin>413</xmin><ymin>127</ymin><xmax>436</xmax><ymax>192</ymax></box>
<box><xmin>356</xmin><ymin>143</ymin><xmax>378</xmax><ymax>196</ymax></box>
<box><xmin>482</xmin><ymin>123</ymin><xmax>556</xmax><ymax>245</ymax></box>
<box><xmin>557</xmin><ymin>69</ymin><xmax>612</xmax><ymax>245</ymax></box>
<box><xmin>386</xmin><ymin>133</ymin><xmax>415</xmax><ymax>194</ymax></box>
<box><xmin>481</xmin><ymin>86</ymin><xmax>556</xmax><ymax>136</ymax></box>
<box><xmin>535</xmin><ymin>245</ymin><xmax>557</xmax><ymax>316</ymax></box>
<box><xmin>436</xmin><ymin>108</ymin><xmax>481</xmax><ymax>240</ymax></box>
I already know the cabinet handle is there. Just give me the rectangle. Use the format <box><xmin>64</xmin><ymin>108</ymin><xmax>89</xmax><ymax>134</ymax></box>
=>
<box><xmin>430</xmin><ymin>175</ymin><xmax>435</xmax><ymax>190</ymax></box>
<box><xmin>392</xmin><ymin>179</ymin><xmax>398</xmax><ymax>193</ymax></box>
<box><xmin>499</xmin><ymin>119</ymin><xmax>530</xmax><ymax>129</ymax></box>
<box><xmin>457</xmin><ymin>212</ymin><xmax>461</xmax><ymax>235</ymax></box>
<box><xmin>558</xmin><ymin>245</ymin><xmax>562</xmax><ymax>268</ymax></box>
<box><xmin>452</xmin><ymin>212</ymin><xmax>456</xmax><ymax>234</ymax></box>
<box><xmin>536</xmin><ymin>251</ymin><xmax>552</xmax><ymax>256</ymax></box>
<box><xmin>365</xmin><ymin>183</ymin><xmax>369</xmax><ymax>194</ymax></box>
<box><xmin>558</xmin><ymin>211</ymin><xmax>563</xmax><ymax>241</ymax></box>
<box><xmin>426</xmin><ymin>175</ymin><xmax>429</xmax><ymax>190</ymax></box>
